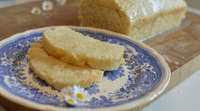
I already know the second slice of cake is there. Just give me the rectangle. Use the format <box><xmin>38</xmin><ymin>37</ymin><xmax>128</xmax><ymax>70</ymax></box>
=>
<box><xmin>27</xmin><ymin>41</ymin><xmax>104</xmax><ymax>90</ymax></box>
<box><xmin>42</xmin><ymin>26</ymin><xmax>125</xmax><ymax>71</ymax></box>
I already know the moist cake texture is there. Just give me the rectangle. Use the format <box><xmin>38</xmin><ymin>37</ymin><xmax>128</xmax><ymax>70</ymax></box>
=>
<box><xmin>42</xmin><ymin>26</ymin><xmax>125</xmax><ymax>70</ymax></box>
<box><xmin>27</xmin><ymin>41</ymin><xmax>104</xmax><ymax>90</ymax></box>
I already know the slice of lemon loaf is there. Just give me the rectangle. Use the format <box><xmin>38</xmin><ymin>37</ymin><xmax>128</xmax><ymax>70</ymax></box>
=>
<box><xmin>79</xmin><ymin>0</ymin><xmax>187</xmax><ymax>40</ymax></box>
<box><xmin>27</xmin><ymin>41</ymin><xmax>104</xmax><ymax>90</ymax></box>
<box><xmin>42</xmin><ymin>26</ymin><xmax>125</xmax><ymax>71</ymax></box>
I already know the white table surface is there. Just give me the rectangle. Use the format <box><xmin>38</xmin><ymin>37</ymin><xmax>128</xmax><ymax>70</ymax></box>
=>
<box><xmin>0</xmin><ymin>5</ymin><xmax>200</xmax><ymax>111</ymax></box>
<box><xmin>142</xmin><ymin>69</ymin><xmax>200</xmax><ymax>111</ymax></box>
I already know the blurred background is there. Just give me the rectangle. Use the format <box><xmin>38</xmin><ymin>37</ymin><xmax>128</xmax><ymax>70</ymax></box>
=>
<box><xmin>0</xmin><ymin>0</ymin><xmax>38</xmax><ymax>8</ymax></box>
<box><xmin>185</xmin><ymin>0</ymin><xmax>200</xmax><ymax>10</ymax></box>
<box><xmin>0</xmin><ymin>0</ymin><xmax>199</xmax><ymax>10</ymax></box>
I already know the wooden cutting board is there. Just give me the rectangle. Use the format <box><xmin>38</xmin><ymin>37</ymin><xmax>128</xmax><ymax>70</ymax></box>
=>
<box><xmin>0</xmin><ymin>0</ymin><xmax>200</xmax><ymax>111</ymax></box>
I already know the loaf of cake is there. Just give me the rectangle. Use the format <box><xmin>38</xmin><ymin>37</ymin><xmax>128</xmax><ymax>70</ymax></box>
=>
<box><xmin>79</xmin><ymin>0</ymin><xmax>187</xmax><ymax>40</ymax></box>
<box><xmin>42</xmin><ymin>26</ymin><xmax>125</xmax><ymax>71</ymax></box>
<box><xmin>27</xmin><ymin>41</ymin><xmax>104</xmax><ymax>90</ymax></box>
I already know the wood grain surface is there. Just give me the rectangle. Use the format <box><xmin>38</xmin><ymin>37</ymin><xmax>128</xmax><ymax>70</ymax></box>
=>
<box><xmin>0</xmin><ymin>0</ymin><xmax>200</xmax><ymax>111</ymax></box>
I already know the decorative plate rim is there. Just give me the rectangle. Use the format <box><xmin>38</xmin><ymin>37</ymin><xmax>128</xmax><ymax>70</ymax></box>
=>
<box><xmin>0</xmin><ymin>26</ymin><xmax>171</xmax><ymax>111</ymax></box>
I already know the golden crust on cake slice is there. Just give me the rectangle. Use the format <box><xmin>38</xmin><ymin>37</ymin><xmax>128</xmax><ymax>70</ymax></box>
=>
<box><xmin>27</xmin><ymin>41</ymin><xmax>104</xmax><ymax>90</ymax></box>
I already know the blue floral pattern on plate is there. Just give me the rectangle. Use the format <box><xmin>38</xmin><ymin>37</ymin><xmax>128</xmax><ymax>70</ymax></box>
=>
<box><xmin>0</xmin><ymin>26</ymin><xmax>170</xmax><ymax>110</ymax></box>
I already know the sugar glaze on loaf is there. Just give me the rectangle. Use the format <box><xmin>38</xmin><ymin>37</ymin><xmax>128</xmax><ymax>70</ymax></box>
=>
<box><xmin>79</xmin><ymin>0</ymin><xmax>187</xmax><ymax>40</ymax></box>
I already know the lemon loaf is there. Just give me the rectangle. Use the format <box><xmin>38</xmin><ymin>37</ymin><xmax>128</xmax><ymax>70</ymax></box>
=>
<box><xmin>79</xmin><ymin>0</ymin><xmax>187</xmax><ymax>40</ymax></box>
<box><xmin>42</xmin><ymin>26</ymin><xmax>125</xmax><ymax>71</ymax></box>
<box><xmin>27</xmin><ymin>41</ymin><xmax>104</xmax><ymax>90</ymax></box>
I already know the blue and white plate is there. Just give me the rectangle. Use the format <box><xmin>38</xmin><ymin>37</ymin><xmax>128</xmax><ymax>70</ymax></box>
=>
<box><xmin>0</xmin><ymin>26</ymin><xmax>171</xmax><ymax>111</ymax></box>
